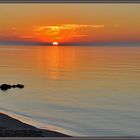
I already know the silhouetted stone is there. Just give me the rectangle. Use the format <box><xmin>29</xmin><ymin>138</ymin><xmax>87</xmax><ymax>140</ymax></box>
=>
<box><xmin>16</xmin><ymin>84</ymin><xmax>24</xmax><ymax>88</ymax></box>
<box><xmin>0</xmin><ymin>84</ymin><xmax>12</xmax><ymax>90</ymax></box>
<box><xmin>0</xmin><ymin>84</ymin><xmax>25</xmax><ymax>91</ymax></box>
<box><xmin>12</xmin><ymin>85</ymin><xmax>16</xmax><ymax>88</ymax></box>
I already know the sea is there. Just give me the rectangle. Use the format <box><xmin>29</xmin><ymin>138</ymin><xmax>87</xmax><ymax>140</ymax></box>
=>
<box><xmin>0</xmin><ymin>45</ymin><xmax>140</xmax><ymax>136</ymax></box>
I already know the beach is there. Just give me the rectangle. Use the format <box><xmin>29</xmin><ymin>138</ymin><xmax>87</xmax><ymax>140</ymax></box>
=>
<box><xmin>0</xmin><ymin>113</ymin><xmax>69</xmax><ymax>137</ymax></box>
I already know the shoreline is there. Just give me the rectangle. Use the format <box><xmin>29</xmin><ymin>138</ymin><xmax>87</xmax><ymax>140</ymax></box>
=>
<box><xmin>0</xmin><ymin>112</ymin><xmax>70</xmax><ymax>137</ymax></box>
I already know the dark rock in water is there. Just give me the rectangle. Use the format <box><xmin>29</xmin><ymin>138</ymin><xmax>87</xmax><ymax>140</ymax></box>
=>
<box><xmin>16</xmin><ymin>84</ymin><xmax>24</xmax><ymax>88</ymax></box>
<box><xmin>0</xmin><ymin>84</ymin><xmax>25</xmax><ymax>91</ymax></box>
<box><xmin>12</xmin><ymin>85</ymin><xmax>17</xmax><ymax>88</ymax></box>
<box><xmin>0</xmin><ymin>84</ymin><xmax>12</xmax><ymax>90</ymax></box>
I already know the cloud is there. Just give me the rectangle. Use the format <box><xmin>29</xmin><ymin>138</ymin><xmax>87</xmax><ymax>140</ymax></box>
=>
<box><xmin>33</xmin><ymin>24</ymin><xmax>104</xmax><ymax>32</ymax></box>
<box><xmin>32</xmin><ymin>24</ymin><xmax>104</xmax><ymax>41</ymax></box>
<box><xmin>70</xmin><ymin>34</ymin><xmax>88</xmax><ymax>38</ymax></box>
<box><xmin>11</xmin><ymin>27</ymin><xmax>17</xmax><ymax>30</ymax></box>
<box><xmin>19</xmin><ymin>35</ymin><xmax>34</xmax><ymax>39</ymax></box>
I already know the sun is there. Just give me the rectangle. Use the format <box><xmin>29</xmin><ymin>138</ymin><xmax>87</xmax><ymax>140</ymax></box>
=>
<box><xmin>52</xmin><ymin>42</ymin><xmax>59</xmax><ymax>46</ymax></box>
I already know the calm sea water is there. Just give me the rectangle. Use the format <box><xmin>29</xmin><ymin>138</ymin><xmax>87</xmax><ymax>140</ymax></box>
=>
<box><xmin>0</xmin><ymin>45</ymin><xmax>140</xmax><ymax>136</ymax></box>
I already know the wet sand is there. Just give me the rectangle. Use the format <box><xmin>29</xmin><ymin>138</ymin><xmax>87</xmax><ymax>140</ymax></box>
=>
<box><xmin>0</xmin><ymin>113</ymin><xmax>69</xmax><ymax>137</ymax></box>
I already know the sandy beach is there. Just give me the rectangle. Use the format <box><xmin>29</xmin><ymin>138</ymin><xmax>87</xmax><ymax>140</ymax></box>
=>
<box><xmin>0</xmin><ymin>113</ymin><xmax>69</xmax><ymax>137</ymax></box>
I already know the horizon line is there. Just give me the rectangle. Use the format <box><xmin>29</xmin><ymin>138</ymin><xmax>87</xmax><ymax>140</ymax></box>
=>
<box><xmin>0</xmin><ymin>40</ymin><xmax>140</xmax><ymax>46</ymax></box>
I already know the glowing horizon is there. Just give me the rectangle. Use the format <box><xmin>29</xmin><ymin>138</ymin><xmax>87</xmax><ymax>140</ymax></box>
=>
<box><xmin>0</xmin><ymin>4</ymin><xmax>140</xmax><ymax>44</ymax></box>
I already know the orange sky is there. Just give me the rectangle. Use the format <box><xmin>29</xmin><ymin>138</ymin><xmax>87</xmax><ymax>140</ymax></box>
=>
<box><xmin>0</xmin><ymin>4</ymin><xmax>140</xmax><ymax>44</ymax></box>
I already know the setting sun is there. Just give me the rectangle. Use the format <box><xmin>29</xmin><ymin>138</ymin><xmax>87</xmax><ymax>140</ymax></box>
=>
<box><xmin>52</xmin><ymin>42</ymin><xmax>59</xmax><ymax>46</ymax></box>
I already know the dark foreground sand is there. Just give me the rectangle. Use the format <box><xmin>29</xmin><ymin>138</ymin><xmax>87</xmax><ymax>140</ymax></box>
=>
<box><xmin>0</xmin><ymin>113</ymin><xmax>70</xmax><ymax>137</ymax></box>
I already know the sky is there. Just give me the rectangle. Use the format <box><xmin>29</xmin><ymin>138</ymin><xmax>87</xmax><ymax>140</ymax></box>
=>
<box><xmin>0</xmin><ymin>4</ymin><xmax>140</xmax><ymax>45</ymax></box>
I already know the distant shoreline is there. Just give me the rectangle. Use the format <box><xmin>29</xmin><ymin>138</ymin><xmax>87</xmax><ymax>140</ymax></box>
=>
<box><xmin>0</xmin><ymin>41</ymin><xmax>140</xmax><ymax>47</ymax></box>
<box><xmin>0</xmin><ymin>112</ymin><xmax>70</xmax><ymax>137</ymax></box>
